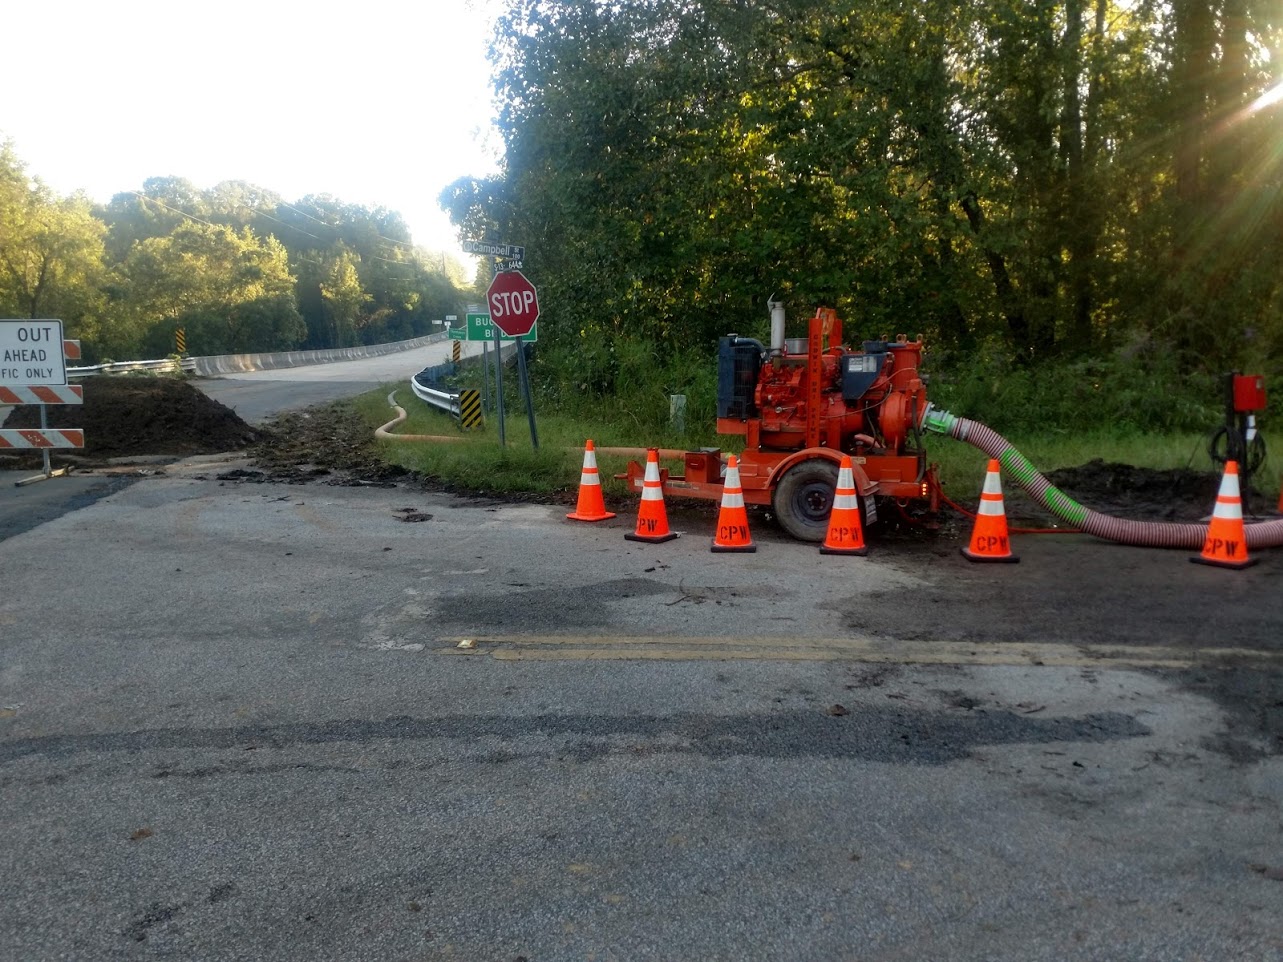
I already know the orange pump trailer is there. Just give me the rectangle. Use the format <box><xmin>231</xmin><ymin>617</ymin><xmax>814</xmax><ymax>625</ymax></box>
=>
<box><xmin>621</xmin><ymin>308</ymin><xmax>942</xmax><ymax>542</ymax></box>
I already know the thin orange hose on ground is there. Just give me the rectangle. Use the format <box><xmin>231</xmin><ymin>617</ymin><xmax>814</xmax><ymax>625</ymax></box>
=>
<box><xmin>377</xmin><ymin>395</ymin><xmax>684</xmax><ymax>459</ymax></box>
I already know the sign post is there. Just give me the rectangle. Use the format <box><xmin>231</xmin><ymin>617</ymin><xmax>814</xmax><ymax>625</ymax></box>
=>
<box><xmin>465</xmin><ymin>242</ymin><xmax>543</xmax><ymax>449</ymax></box>
<box><xmin>492</xmin><ymin>324</ymin><xmax>506</xmax><ymax>448</ymax></box>
<box><xmin>486</xmin><ymin>270</ymin><xmax>541</xmax><ymax>450</ymax></box>
<box><xmin>514</xmin><ymin>336</ymin><xmax>539</xmax><ymax>450</ymax></box>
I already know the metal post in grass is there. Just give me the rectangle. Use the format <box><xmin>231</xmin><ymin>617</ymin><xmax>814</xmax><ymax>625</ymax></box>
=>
<box><xmin>492</xmin><ymin>324</ymin><xmax>506</xmax><ymax>448</ymax></box>
<box><xmin>516</xmin><ymin>337</ymin><xmax>539</xmax><ymax>450</ymax></box>
<box><xmin>670</xmin><ymin>394</ymin><xmax>687</xmax><ymax>434</ymax></box>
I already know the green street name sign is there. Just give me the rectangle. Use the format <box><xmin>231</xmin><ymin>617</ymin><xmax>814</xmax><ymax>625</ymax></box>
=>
<box><xmin>449</xmin><ymin>312</ymin><xmax>538</xmax><ymax>342</ymax></box>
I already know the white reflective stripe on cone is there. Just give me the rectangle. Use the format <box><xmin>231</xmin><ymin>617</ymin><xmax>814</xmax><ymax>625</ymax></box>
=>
<box><xmin>1212</xmin><ymin>499</ymin><xmax>1243</xmax><ymax>520</ymax></box>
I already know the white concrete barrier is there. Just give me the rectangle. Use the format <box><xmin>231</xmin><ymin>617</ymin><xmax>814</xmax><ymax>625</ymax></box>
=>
<box><xmin>186</xmin><ymin>331</ymin><xmax>450</xmax><ymax>376</ymax></box>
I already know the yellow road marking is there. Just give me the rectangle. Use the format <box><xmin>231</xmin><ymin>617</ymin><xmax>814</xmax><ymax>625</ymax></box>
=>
<box><xmin>434</xmin><ymin>634</ymin><xmax>1283</xmax><ymax>669</ymax></box>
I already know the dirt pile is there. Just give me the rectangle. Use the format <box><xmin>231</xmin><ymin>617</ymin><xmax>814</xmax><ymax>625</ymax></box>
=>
<box><xmin>1</xmin><ymin>376</ymin><xmax>259</xmax><ymax>464</ymax></box>
<box><xmin>239</xmin><ymin>404</ymin><xmax>410</xmax><ymax>485</ymax></box>
<box><xmin>1043</xmin><ymin>459</ymin><xmax>1224</xmax><ymax>522</ymax></box>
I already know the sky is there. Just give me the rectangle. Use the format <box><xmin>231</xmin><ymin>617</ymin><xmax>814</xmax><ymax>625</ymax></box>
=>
<box><xmin>3</xmin><ymin>0</ymin><xmax>503</xmax><ymax>256</ymax></box>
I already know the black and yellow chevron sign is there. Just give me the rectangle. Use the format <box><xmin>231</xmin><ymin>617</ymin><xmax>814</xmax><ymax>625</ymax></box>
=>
<box><xmin>175</xmin><ymin>327</ymin><xmax>186</xmax><ymax>354</ymax></box>
<box><xmin>459</xmin><ymin>389</ymin><xmax>483</xmax><ymax>430</ymax></box>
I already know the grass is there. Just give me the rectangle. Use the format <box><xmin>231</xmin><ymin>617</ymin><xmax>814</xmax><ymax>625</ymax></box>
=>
<box><xmin>356</xmin><ymin>385</ymin><xmax>1281</xmax><ymax>504</ymax></box>
<box><xmin>355</xmin><ymin>386</ymin><xmax>693</xmax><ymax>500</ymax></box>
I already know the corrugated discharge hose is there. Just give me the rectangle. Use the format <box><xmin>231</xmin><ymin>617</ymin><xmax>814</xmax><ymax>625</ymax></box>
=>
<box><xmin>922</xmin><ymin>406</ymin><xmax>1283</xmax><ymax>550</ymax></box>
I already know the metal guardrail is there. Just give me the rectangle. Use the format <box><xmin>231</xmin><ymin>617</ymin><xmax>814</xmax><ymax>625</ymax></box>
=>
<box><xmin>406</xmin><ymin>341</ymin><xmax>525</xmax><ymax>423</ymax></box>
<box><xmin>409</xmin><ymin>374</ymin><xmax>461</xmax><ymax>418</ymax></box>
<box><xmin>67</xmin><ymin>357</ymin><xmax>196</xmax><ymax>377</ymax></box>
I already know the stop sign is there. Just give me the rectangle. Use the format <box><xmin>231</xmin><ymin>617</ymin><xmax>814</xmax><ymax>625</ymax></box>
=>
<box><xmin>486</xmin><ymin>270</ymin><xmax>541</xmax><ymax>337</ymax></box>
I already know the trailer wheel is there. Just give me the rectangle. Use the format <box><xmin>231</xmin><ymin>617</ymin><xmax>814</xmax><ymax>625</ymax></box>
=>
<box><xmin>773</xmin><ymin>458</ymin><xmax>842</xmax><ymax>542</ymax></box>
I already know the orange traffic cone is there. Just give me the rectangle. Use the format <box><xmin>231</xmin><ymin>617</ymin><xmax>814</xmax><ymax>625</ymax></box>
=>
<box><xmin>961</xmin><ymin>459</ymin><xmax>1019</xmax><ymax>563</ymax></box>
<box><xmin>566</xmin><ymin>440</ymin><xmax>616</xmax><ymax>522</ymax></box>
<box><xmin>625</xmin><ymin>449</ymin><xmax>678</xmax><ymax>543</ymax></box>
<box><xmin>1191</xmin><ymin>460</ymin><xmax>1257</xmax><ymax>569</ymax></box>
<box><xmin>712</xmin><ymin>455</ymin><xmax>755</xmax><ymax>552</ymax></box>
<box><xmin>820</xmin><ymin>455</ymin><xmax>868</xmax><ymax>556</ymax></box>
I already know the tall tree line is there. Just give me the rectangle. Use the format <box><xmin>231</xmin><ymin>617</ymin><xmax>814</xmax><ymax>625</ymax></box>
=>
<box><xmin>443</xmin><ymin>0</ymin><xmax>1283</xmax><ymax>401</ymax></box>
<box><xmin>0</xmin><ymin>143</ymin><xmax>470</xmax><ymax>362</ymax></box>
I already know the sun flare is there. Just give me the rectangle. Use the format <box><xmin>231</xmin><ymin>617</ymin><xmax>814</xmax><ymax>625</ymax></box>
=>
<box><xmin>1249</xmin><ymin>79</ymin><xmax>1283</xmax><ymax>113</ymax></box>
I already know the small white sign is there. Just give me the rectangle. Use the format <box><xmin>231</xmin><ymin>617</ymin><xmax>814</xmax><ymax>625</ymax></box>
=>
<box><xmin>0</xmin><ymin>319</ymin><xmax>66</xmax><ymax>386</ymax></box>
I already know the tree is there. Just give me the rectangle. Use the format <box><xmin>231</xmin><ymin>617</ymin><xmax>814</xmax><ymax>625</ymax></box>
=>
<box><xmin>274</xmin><ymin>194</ymin><xmax>462</xmax><ymax>346</ymax></box>
<box><xmin>320</xmin><ymin>246</ymin><xmax>369</xmax><ymax>348</ymax></box>
<box><xmin>0</xmin><ymin>139</ymin><xmax>106</xmax><ymax>341</ymax></box>
<box><xmin>120</xmin><ymin>221</ymin><xmax>304</xmax><ymax>356</ymax></box>
<box><xmin>456</xmin><ymin>0</ymin><xmax>1282</xmax><ymax>407</ymax></box>
<box><xmin>99</xmin><ymin>176</ymin><xmax>210</xmax><ymax>263</ymax></box>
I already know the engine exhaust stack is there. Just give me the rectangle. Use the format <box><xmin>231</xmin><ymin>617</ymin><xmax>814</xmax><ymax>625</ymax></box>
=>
<box><xmin>768</xmin><ymin>296</ymin><xmax>786</xmax><ymax>356</ymax></box>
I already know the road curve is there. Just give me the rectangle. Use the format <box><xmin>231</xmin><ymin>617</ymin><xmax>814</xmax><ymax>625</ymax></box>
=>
<box><xmin>193</xmin><ymin>337</ymin><xmax>485</xmax><ymax>424</ymax></box>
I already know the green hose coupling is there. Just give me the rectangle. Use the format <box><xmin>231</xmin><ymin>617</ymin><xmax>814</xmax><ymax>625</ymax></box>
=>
<box><xmin>921</xmin><ymin>403</ymin><xmax>959</xmax><ymax>436</ymax></box>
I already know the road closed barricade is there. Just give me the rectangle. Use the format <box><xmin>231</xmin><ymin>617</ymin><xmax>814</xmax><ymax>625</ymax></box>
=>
<box><xmin>1</xmin><ymin>319</ymin><xmax>86</xmax><ymax>484</ymax></box>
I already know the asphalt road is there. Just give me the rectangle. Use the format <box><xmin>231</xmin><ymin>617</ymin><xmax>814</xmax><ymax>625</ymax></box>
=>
<box><xmin>1</xmin><ymin>346</ymin><xmax>1281</xmax><ymax>961</ymax></box>
<box><xmin>195</xmin><ymin>338</ymin><xmax>486</xmax><ymax>424</ymax></box>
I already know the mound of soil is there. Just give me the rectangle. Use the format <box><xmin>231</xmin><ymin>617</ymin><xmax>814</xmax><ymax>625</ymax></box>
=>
<box><xmin>1042</xmin><ymin>458</ymin><xmax>1225</xmax><ymax>522</ymax></box>
<box><xmin>1</xmin><ymin>376</ymin><xmax>259</xmax><ymax>462</ymax></box>
<box><xmin>242</xmin><ymin>404</ymin><xmax>411</xmax><ymax>485</ymax></box>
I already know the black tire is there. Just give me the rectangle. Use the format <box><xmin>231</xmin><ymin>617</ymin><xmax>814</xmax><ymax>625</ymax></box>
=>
<box><xmin>772</xmin><ymin>458</ymin><xmax>842</xmax><ymax>543</ymax></box>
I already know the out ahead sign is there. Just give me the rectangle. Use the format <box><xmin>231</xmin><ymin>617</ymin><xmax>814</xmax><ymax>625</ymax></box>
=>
<box><xmin>486</xmin><ymin>270</ymin><xmax>541</xmax><ymax>338</ymax></box>
<box><xmin>0</xmin><ymin>319</ymin><xmax>67</xmax><ymax>386</ymax></box>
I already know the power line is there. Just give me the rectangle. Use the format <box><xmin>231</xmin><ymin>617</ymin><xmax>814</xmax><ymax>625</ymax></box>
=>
<box><xmin>127</xmin><ymin>192</ymin><xmax>331</xmax><ymax>269</ymax></box>
<box><xmin>127</xmin><ymin>191</ymin><xmax>218</xmax><ymax>229</ymax></box>
<box><xmin>241</xmin><ymin>204</ymin><xmax>325</xmax><ymax>243</ymax></box>
<box><xmin>275</xmin><ymin>198</ymin><xmax>419</xmax><ymax>254</ymax></box>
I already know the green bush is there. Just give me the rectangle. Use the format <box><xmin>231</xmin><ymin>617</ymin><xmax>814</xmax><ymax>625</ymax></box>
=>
<box><xmin>930</xmin><ymin>337</ymin><xmax>1221</xmax><ymax>436</ymax></box>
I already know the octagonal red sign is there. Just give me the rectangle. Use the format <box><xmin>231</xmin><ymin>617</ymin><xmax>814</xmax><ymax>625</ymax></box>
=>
<box><xmin>485</xmin><ymin>270</ymin><xmax>541</xmax><ymax>337</ymax></box>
